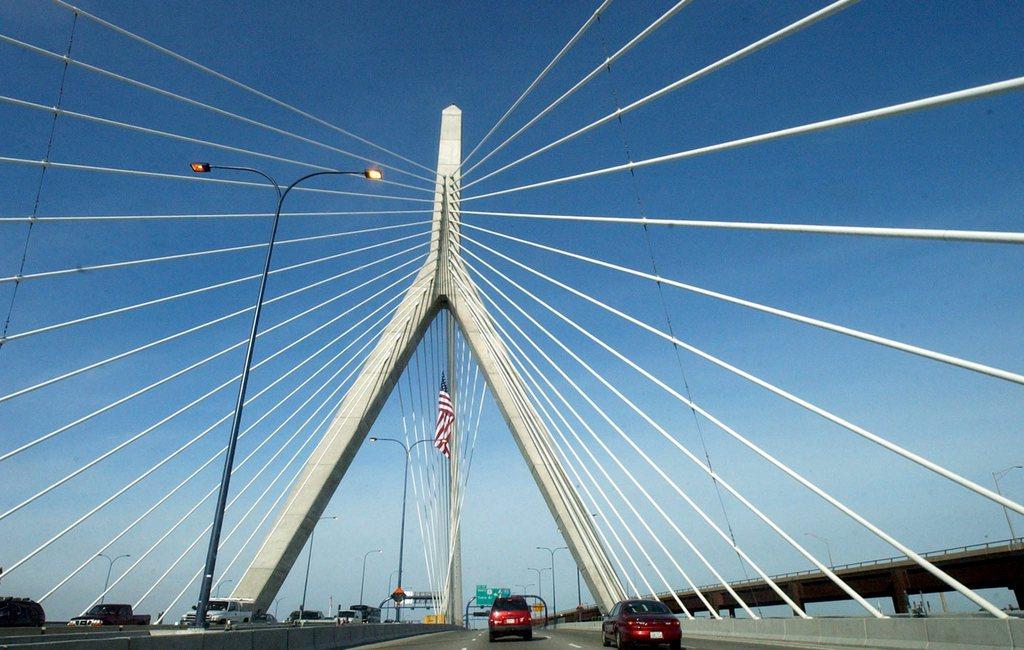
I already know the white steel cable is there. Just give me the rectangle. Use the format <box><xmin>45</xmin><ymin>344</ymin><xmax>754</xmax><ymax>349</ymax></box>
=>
<box><xmin>2</xmin><ymin>224</ymin><xmax>429</xmax><ymax>343</ymax></box>
<box><xmin>461</xmin><ymin>210</ymin><xmax>1024</xmax><ymax>245</ymax></box>
<box><xmin>0</xmin><ymin>255</ymin><xmax>420</xmax><ymax>466</ymax></box>
<box><xmin>0</xmin><ymin>94</ymin><xmax>433</xmax><ymax>195</ymax></box>
<box><xmin>465</xmin><ymin>260</ymin><xmax>806</xmax><ymax>618</ymax></box>
<box><xmin>0</xmin><ymin>209</ymin><xmax>431</xmax><ymax>223</ymax></box>
<box><xmin>134</xmin><ymin>327</ymin><xmax>387</xmax><ymax>612</ymax></box>
<box><xmin>462</xmin><ymin>0</ymin><xmax>859</xmax><ymax>190</ymax></box>
<box><xmin>0</xmin><ymin>274</ymin><xmax>412</xmax><ymax>526</ymax></box>
<box><xmin>450</xmin><ymin>274</ymin><xmax>661</xmax><ymax>603</ymax></box>
<box><xmin>98</xmin><ymin>323</ymin><xmax>388</xmax><ymax>611</ymax></box>
<box><xmin>399</xmin><ymin>370</ymin><xmax>441</xmax><ymax>611</ymax></box>
<box><xmin>0</xmin><ymin>156</ymin><xmax>432</xmax><ymax>204</ymax></box>
<box><xmin>462</xmin><ymin>225</ymin><xmax>1024</xmax><ymax>385</ymax></box>
<box><xmin>0</xmin><ymin>243</ymin><xmax>427</xmax><ymax>407</ymax></box>
<box><xmin>464</xmin><ymin>250</ymin><xmax>1014</xmax><ymax>619</ymax></box>
<box><xmin>1</xmin><ymin>30</ymin><xmax>434</xmax><ymax>184</ymax></box>
<box><xmin>451</xmin><ymin>270</ymin><xmax>695</xmax><ymax>613</ymax></box>
<box><xmin>463</xmin><ymin>0</ymin><xmax>692</xmax><ymax>179</ymax></box>
<box><xmin>144</xmin><ymin>362</ymin><xmax>379</xmax><ymax>617</ymax></box>
<box><xmin>38</xmin><ymin>298</ymin><xmax>402</xmax><ymax>602</ymax></box>
<box><xmin>462</xmin><ymin>238</ymin><xmax>1024</xmax><ymax>520</ymax></box>
<box><xmin>461</xmin><ymin>0</ymin><xmax>613</xmax><ymax>167</ymax></box>
<box><xmin>49</xmin><ymin>0</ymin><xmax>436</xmax><ymax>177</ymax></box>
<box><xmin>437</xmin><ymin>314</ymin><xmax>610</xmax><ymax>610</ymax></box>
<box><xmin>463</xmin><ymin>76</ymin><xmax>1024</xmax><ymax>201</ymax></box>
<box><xmin>458</xmin><ymin>252</ymin><xmax>885</xmax><ymax>617</ymax></box>
<box><xmin>6</xmin><ymin>322</ymin><xmax>374</xmax><ymax>587</ymax></box>
<box><xmin>0</xmin><ymin>222</ymin><xmax>428</xmax><ymax>286</ymax></box>
<box><xmin>448</xmin><ymin>286</ymin><xmax>629</xmax><ymax>605</ymax></box>
<box><xmin>236</xmin><ymin>288</ymin><xmax>426</xmax><ymax>587</ymax></box>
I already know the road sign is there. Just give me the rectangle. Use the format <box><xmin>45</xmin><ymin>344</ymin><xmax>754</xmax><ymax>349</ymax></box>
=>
<box><xmin>391</xmin><ymin>587</ymin><xmax>406</xmax><ymax>603</ymax></box>
<box><xmin>532</xmin><ymin>603</ymin><xmax>544</xmax><ymax>613</ymax></box>
<box><xmin>475</xmin><ymin>585</ymin><xmax>510</xmax><ymax>607</ymax></box>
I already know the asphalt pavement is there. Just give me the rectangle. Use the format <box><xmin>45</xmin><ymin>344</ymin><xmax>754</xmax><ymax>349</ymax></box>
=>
<box><xmin>357</xmin><ymin>625</ymin><xmax>812</xmax><ymax>649</ymax></box>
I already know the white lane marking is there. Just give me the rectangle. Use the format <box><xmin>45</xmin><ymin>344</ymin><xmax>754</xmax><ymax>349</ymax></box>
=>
<box><xmin>569</xmin><ymin>644</ymin><xmax>582</xmax><ymax>648</ymax></box>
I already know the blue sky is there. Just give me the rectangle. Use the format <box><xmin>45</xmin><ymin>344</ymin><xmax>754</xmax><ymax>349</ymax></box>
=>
<box><xmin>0</xmin><ymin>0</ymin><xmax>1021</xmax><ymax>622</ymax></box>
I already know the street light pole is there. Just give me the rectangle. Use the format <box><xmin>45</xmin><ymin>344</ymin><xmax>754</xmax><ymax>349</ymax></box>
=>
<box><xmin>527</xmin><ymin>567</ymin><xmax>549</xmax><ymax>603</ymax></box>
<box><xmin>360</xmin><ymin>549</ymin><xmax>382</xmax><ymax>606</ymax></box>
<box><xmin>994</xmin><ymin>465</ymin><xmax>1023</xmax><ymax>542</ymax></box>
<box><xmin>370</xmin><ymin>436</ymin><xmax>434</xmax><ymax>622</ymax></box>
<box><xmin>537</xmin><ymin>546</ymin><xmax>567</xmax><ymax>626</ymax></box>
<box><xmin>301</xmin><ymin>515</ymin><xmax>337</xmax><ymax>619</ymax></box>
<box><xmin>214</xmin><ymin>578</ymin><xmax>233</xmax><ymax>598</ymax></box>
<box><xmin>187</xmin><ymin>163</ymin><xmax>382</xmax><ymax>628</ymax></box>
<box><xmin>804</xmin><ymin>533</ymin><xmax>834</xmax><ymax>568</ymax></box>
<box><xmin>97</xmin><ymin>553</ymin><xmax>130</xmax><ymax>604</ymax></box>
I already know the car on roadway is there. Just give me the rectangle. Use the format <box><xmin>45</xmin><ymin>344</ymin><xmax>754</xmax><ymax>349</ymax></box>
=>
<box><xmin>0</xmin><ymin>597</ymin><xmax>45</xmax><ymax>627</ymax></box>
<box><xmin>601</xmin><ymin>599</ymin><xmax>681</xmax><ymax>649</ymax></box>
<box><xmin>488</xmin><ymin>595</ymin><xmax>532</xmax><ymax>642</ymax></box>
<box><xmin>179</xmin><ymin>598</ymin><xmax>256</xmax><ymax>625</ymax></box>
<box><xmin>69</xmin><ymin>603</ymin><xmax>150</xmax><ymax>627</ymax></box>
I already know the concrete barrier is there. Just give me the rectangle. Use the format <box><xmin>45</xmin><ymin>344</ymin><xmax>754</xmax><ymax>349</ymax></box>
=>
<box><xmin>561</xmin><ymin>616</ymin><xmax>1024</xmax><ymax>648</ymax></box>
<box><xmin>0</xmin><ymin>623</ymin><xmax>458</xmax><ymax>649</ymax></box>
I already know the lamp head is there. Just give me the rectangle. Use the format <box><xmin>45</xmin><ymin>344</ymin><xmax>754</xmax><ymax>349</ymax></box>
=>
<box><xmin>190</xmin><ymin>162</ymin><xmax>211</xmax><ymax>173</ymax></box>
<box><xmin>363</xmin><ymin>168</ymin><xmax>383</xmax><ymax>181</ymax></box>
<box><xmin>369</xmin><ymin>437</ymin><xmax>378</xmax><ymax>442</ymax></box>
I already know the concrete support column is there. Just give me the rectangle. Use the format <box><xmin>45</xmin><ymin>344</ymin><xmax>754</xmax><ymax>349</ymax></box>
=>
<box><xmin>786</xmin><ymin>583</ymin><xmax>805</xmax><ymax>616</ymax></box>
<box><xmin>891</xmin><ymin>569</ymin><xmax>911</xmax><ymax>614</ymax></box>
<box><xmin>1012</xmin><ymin>580</ymin><xmax>1023</xmax><ymax>610</ymax></box>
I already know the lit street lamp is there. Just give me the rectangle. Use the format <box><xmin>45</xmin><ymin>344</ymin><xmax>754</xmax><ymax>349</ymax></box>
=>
<box><xmin>360</xmin><ymin>548</ymin><xmax>382</xmax><ymax>606</ymax></box>
<box><xmin>537</xmin><ymin>546</ymin><xmax>568</xmax><ymax>626</ymax></box>
<box><xmin>301</xmin><ymin>515</ymin><xmax>338</xmax><ymax>619</ymax></box>
<box><xmin>370</xmin><ymin>436</ymin><xmax>434</xmax><ymax>621</ymax></box>
<box><xmin>804</xmin><ymin>532</ymin><xmax>834</xmax><ymax>568</ymax></box>
<box><xmin>993</xmin><ymin>465</ymin><xmax>1023</xmax><ymax>542</ymax></box>
<box><xmin>187</xmin><ymin>163</ymin><xmax>382</xmax><ymax>627</ymax></box>
<box><xmin>97</xmin><ymin>553</ymin><xmax>130</xmax><ymax>604</ymax></box>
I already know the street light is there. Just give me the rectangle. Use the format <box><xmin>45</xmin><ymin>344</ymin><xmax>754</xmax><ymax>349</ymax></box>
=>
<box><xmin>360</xmin><ymin>548</ymin><xmax>382</xmax><ymax>606</ymax></box>
<box><xmin>301</xmin><ymin>515</ymin><xmax>338</xmax><ymax>619</ymax></box>
<box><xmin>274</xmin><ymin>597</ymin><xmax>283</xmax><ymax>619</ymax></box>
<box><xmin>388</xmin><ymin>569</ymin><xmax>400</xmax><ymax>595</ymax></box>
<box><xmin>370</xmin><ymin>436</ymin><xmax>434</xmax><ymax>621</ymax></box>
<box><xmin>804</xmin><ymin>533</ymin><xmax>834</xmax><ymax>568</ymax></box>
<box><xmin>96</xmin><ymin>553</ymin><xmax>130</xmax><ymax>604</ymax></box>
<box><xmin>527</xmin><ymin>567</ymin><xmax>550</xmax><ymax>602</ymax></box>
<box><xmin>214</xmin><ymin>578</ymin><xmax>233</xmax><ymax>598</ymax></box>
<box><xmin>994</xmin><ymin>465</ymin><xmax>1023</xmax><ymax>542</ymax></box>
<box><xmin>514</xmin><ymin>583</ymin><xmax>534</xmax><ymax>594</ymax></box>
<box><xmin>187</xmin><ymin>163</ymin><xmax>381</xmax><ymax>627</ymax></box>
<box><xmin>537</xmin><ymin>547</ymin><xmax>568</xmax><ymax>625</ymax></box>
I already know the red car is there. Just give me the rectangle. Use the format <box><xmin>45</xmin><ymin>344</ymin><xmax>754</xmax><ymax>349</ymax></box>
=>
<box><xmin>488</xmin><ymin>596</ymin><xmax>532</xmax><ymax>642</ymax></box>
<box><xmin>602</xmin><ymin>599</ymin><xmax>681</xmax><ymax>649</ymax></box>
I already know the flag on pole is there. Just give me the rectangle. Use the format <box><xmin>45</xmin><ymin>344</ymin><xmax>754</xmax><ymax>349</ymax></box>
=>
<box><xmin>434</xmin><ymin>373</ymin><xmax>454</xmax><ymax>458</ymax></box>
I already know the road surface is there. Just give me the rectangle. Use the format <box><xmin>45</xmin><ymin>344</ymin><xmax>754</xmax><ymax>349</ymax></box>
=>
<box><xmin>359</xmin><ymin>626</ymin><xmax>817</xmax><ymax>649</ymax></box>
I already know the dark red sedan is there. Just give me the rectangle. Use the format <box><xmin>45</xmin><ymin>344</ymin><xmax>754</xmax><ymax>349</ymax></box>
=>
<box><xmin>488</xmin><ymin>596</ymin><xmax>533</xmax><ymax>642</ymax></box>
<box><xmin>602</xmin><ymin>599</ymin><xmax>681</xmax><ymax>649</ymax></box>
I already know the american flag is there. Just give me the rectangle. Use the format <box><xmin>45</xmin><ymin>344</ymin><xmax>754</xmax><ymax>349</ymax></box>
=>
<box><xmin>434</xmin><ymin>373</ymin><xmax>454</xmax><ymax>458</ymax></box>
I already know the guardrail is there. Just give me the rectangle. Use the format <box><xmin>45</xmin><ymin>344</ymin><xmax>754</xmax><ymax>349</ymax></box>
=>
<box><xmin>0</xmin><ymin>622</ymin><xmax>458</xmax><ymax>648</ymax></box>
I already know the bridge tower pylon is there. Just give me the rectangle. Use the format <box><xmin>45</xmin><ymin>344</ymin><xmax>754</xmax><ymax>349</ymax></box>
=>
<box><xmin>233</xmin><ymin>105</ymin><xmax>624</xmax><ymax>620</ymax></box>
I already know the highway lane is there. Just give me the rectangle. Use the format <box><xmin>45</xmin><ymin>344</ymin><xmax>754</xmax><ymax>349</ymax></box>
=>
<box><xmin>358</xmin><ymin>625</ymin><xmax>811</xmax><ymax>649</ymax></box>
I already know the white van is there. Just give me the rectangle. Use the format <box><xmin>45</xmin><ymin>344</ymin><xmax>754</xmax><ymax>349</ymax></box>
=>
<box><xmin>201</xmin><ymin>598</ymin><xmax>256</xmax><ymax>625</ymax></box>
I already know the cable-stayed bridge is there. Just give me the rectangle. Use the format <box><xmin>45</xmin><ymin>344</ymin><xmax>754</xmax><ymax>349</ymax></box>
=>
<box><xmin>0</xmin><ymin>1</ymin><xmax>1022</xmax><ymax>648</ymax></box>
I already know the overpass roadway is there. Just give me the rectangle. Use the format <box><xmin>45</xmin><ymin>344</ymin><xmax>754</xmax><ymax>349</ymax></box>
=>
<box><xmin>561</xmin><ymin>538</ymin><xmax>1023</xmax><ymax>620</ymax></box>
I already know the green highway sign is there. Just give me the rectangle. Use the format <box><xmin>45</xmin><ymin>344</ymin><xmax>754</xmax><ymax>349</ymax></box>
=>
<box><xmin>475</xmin><ymin>585</ymin><xmax>510</xmax><ymax>607</ymax></box>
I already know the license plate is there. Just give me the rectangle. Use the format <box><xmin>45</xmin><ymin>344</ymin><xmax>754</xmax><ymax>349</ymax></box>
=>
<box><xmin>650</xmin><ymin>631</ymin><xmax>663</xmax><ymax>639</ymax></box>
<box><xmin>505</xmin><ymin>618</ymin><xmax>515</xmax><ymax>624</ymax></box>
